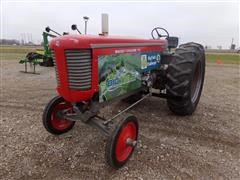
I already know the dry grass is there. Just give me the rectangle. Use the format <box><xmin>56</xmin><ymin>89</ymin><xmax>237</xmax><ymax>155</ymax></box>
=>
<box><xmin>1</xmin><ymin>45</ymin><xmax>239</xmax><ymax>64</ymax></box>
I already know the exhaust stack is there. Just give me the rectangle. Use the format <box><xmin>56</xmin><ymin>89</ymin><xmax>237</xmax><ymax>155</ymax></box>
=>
<box><xmin>101</xmin><ymin>13</ymin><xmax>109</xmax><ymax>36</ymax></box>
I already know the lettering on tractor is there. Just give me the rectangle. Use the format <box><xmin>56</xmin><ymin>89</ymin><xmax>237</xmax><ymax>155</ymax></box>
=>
<box><xmin>42</xmin><ymin>24</ymin><xmax>205</xmax><ymax>169</ymax></box>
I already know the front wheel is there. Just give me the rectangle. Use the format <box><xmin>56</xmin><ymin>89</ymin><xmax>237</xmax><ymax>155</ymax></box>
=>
<box><xmin>106</xmin><ymin>116</ymin><xmax>139</xmax><ymax>169</ymax></box>
<box><xmin>42</xmin><ymin>96</ymin><xmax>75</xmax><ymax>135</ymax></box>
<box><xmin>166</xmin><ymin>42</ymin><xmax>205</xmax><ymax>115</ymax></box>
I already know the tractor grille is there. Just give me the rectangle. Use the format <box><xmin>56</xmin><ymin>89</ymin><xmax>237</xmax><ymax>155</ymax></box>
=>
<box><xmin>65</xmin><ymin>49</ymin><xmax>92</xmax><ymax>90</ymax></box>
<box><xmin>51</xmin><ymin>50</ymin><xmax>60</xmax><ymax>86</ymax></box>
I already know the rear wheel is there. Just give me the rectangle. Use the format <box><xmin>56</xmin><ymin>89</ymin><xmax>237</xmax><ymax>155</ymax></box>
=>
<box><xmin>106</xmin><ymin>116</ymin><xmax>139</xmax><ymax>169</ymax></box>
<box><xmin>166</xmin><ymin>42</ymin><xmax>205</xmax><ymax>115</ymax></box>
<box><xmin>43</xmin><ymin>96</ymin><xmax>75</xmax><ymax>135</ymax></box>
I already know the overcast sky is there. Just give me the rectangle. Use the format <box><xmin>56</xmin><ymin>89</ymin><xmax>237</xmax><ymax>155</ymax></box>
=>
<box><xmin>1</xmin><ymin>1</ymin><xmax>239</xmax><ymax>48</ymax></box>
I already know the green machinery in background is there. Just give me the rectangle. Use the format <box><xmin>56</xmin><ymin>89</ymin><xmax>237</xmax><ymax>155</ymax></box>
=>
<box><xmin>19</xmin><ymin>27</ymin><xmax>61</xmax><ymax>74</ymax></box>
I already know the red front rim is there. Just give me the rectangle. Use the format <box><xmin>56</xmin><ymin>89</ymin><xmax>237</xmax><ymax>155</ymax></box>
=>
<box><xmin>51</xmin><ymin>102</ymin><xmax>74</xmax><ymax>131</ymax></box>
<box><xmin>115</xmin><ymin>122</ymin><xmax>137</xmax><ymax>162</ymax></box>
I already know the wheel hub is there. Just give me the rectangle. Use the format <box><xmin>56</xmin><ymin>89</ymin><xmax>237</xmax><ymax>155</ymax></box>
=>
<box><xmin>51</xmin><ymin>103</ymin><xmax>74</xmax><ymax>131</ymax></box>
<box><xmin>126</xmin><ymin>138</ymin><xmax>137</xmax><ymax>147</ymax></box>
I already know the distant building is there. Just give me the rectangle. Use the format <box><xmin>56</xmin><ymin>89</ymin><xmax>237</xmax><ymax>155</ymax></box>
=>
<box><xmin>230</xmin><ymin>44</ymin><xmax>236</xmax><ymax>50</ymax></box>
<box><xmin>0</xmin><ymin>39</ymin><xmax>20</xmax><ymax>45</ymax></box>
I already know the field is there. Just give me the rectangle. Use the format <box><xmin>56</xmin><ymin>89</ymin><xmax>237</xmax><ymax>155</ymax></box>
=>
<box><xmin>205</xmin><ymin>53</ymin><xmax>240</xmax><ymax>64</ymax></box>
<box><xmin>1</xmin><ymin>45</ymin><xmax>239</xmax><ymax>64</ymax></box>
<box><xmin>0</xmin><ymin>47</ymin><xmax>240</xmax><ymax>179</ymax></box>
<box><xmin>0</xmin><ymin>45</ymin><xmax>41</xmax><ymax>61</ymax></box>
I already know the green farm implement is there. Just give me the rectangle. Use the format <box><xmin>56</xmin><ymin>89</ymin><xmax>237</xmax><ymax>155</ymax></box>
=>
<box><xmin>19</xmin><ymin>27</ymin><xmax>60</xmax><ymax>74</ymax></box>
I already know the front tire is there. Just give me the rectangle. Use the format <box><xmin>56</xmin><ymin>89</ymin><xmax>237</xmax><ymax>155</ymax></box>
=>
<box><xmin>106</xmin><ymin>116</ymin><xmax>139</xmax><ymax>169</ymax></box>
<box><xmin>166</xmin><ymin>42</ymin><xmax>205</xmax><ymax>115</ymax></box>
<box><xmin>42</xmin><ymin>96</ymin><xmax>75</xmax><ymax>135</ymax></box>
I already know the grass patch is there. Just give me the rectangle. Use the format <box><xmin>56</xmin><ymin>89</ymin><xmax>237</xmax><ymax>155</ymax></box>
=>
<box><xmin>206</xmin><ymin>53</ymin><xmax>239</xmax><ymax>64</ymax></box>
<box><xmin>0</xmin><ymin>45</ymin><xmax>41</xmax><ymax>54</ymax></box>
<box><xmin>1</xmin><ymin>53</ymin><xmax>26</xmax><ymax>61</ymax></box>
<box><xmin>1</xmin><ymin>45</ymin><xmax>239</xmax><ymax>64</ymax></box>
<box><xmin>0</xmin><ymin>45</ymin><xmax>42</xmax><ymax>61</ymax></box>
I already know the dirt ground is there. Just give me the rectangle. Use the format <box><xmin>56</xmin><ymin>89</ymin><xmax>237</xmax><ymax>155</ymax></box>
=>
<box><xmin>0</xmin><ymin>60</ymin><xmax>239</xmax><ymax>180</ymax></box>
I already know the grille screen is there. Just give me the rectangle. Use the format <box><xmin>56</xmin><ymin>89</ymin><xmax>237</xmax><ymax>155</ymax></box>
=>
<box><xmin>51</xmin><ymin>50</ymin><xmax>60</xmax><ymax>86</ymax></box>
<box><xmin>65</xmin><ymin>49</ymin><xmax>92</xmax><ymax>90</ymax></box>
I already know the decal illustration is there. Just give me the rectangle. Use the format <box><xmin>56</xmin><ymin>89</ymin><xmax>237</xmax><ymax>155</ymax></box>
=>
<box><xmin>98</xmin><ymin>51</ymin><xmax>161</xmax><ymax>102</ymax></box>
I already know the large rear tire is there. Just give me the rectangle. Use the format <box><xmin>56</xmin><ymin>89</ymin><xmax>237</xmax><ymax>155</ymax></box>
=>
<box><xmin>166</xmin><ymin>42</ymin><xmax>205</xmax><ymax>115</ymax></box>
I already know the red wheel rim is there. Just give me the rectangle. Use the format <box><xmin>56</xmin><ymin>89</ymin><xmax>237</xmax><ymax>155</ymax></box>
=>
<box><xmin>51</xmin><ymin>102</ymin><xmax>74</xmax><ymax>130</ymax></box>
<box><xmin>115</xmin><ymin>122</ymin><xmax>137</xmax><ymax>162</ymax></box>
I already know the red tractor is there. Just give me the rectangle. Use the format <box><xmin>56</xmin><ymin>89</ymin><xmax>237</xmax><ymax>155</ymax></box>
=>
<box><xmin>43</xmin><ymin>27</ymin><xmax>205</xmax><ymax>169</ymax></box>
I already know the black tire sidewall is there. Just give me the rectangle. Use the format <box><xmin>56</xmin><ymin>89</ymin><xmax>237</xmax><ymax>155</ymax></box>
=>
<box><xmin>188</xmin><ymin>52</ymin><xmax>205</xmax><ymax>110</ymax></box>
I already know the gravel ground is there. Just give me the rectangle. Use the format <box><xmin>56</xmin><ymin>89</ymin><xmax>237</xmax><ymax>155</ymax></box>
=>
<box><xmin>0</xmin><ymin>61</ymin><xmax>240</xmax><ymax>180</ymax></box>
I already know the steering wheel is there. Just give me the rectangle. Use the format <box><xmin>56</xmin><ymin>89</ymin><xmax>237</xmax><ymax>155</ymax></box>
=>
<box><xmin>151</xmin><ymin>27</ymin><xmax>169</xmax><ymax>39</ymax></box>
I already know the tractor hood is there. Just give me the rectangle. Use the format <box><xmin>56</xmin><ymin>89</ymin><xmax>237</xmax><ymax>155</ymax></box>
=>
<box><xmin>50</xmin><ymin>34</ymin><xmax>168</xmax><ymax>50</ymax></box>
